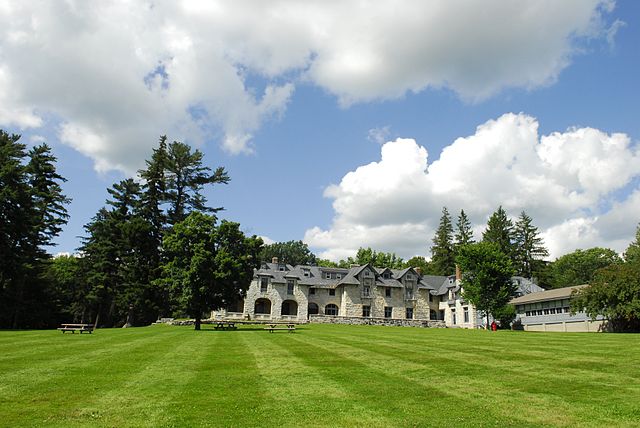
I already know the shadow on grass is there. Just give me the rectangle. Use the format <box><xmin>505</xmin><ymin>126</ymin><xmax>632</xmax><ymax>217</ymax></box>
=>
<box><xmin>198</xmin><ymin>327</ymin><xmax>306</xmax><ymax>332</ymax></box>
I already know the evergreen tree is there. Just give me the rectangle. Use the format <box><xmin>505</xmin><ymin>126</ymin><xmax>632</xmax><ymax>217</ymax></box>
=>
<box><xmin>164</xmin><ymin>141</ymin><xmax>229</xmax><ymax>225</ymax></box>
<box><xmin>513</xmin><ymin>211</ymin><xmax>549</xmax><ymax>279</ymax></box>
<box><xmin>0</xmin><ymin>133</ymin><xmax>69</xmax><ymax>328</ymax></box>
<box><xmin>454</xmin><ymin>209</ymin><xmax>474</xmax><ymax>254</ymax></box>
<box><xmin>431</xmin><ymin>207</ymin><xmax>456</xmax><ymax>275</ymax></box>
<box><xmin>482</xmin><ymin>206</ymin><xmax>514</xmax><ymax>259</ymax></box>
<box><xmin>624</xmin><ymin>224</ymin><xmax>640</xmax><ymax>265</ymax></box>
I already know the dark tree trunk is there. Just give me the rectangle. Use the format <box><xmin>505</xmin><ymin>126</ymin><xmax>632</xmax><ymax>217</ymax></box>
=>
<box><xmin>194</xmin><ymin>316</ymin><xmax>201</xmax><ymax>330</ymax></box>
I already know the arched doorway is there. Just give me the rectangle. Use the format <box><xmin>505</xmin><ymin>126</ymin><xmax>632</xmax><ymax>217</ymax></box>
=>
<box><xmin>281</xmin><ymin>300</ymin><xmax>298</xmax><ymax>316</ymax></box>
<box><xmin>324</xmin><ymin>304</ymin><xmax>339</xmax><ymax>316</ymax></box>
<box><xmin>255</xmin><ymin>298</ymin><xmax>271</xmax><ymax>315</ymax></box>
<box><xmin>308</xmin><ymin>302</ymin><xmax>319</xmax><ymax>316</ymax></box>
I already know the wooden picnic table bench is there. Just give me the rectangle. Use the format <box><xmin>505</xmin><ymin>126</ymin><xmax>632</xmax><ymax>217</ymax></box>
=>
<box><xmin>214</xmin><ymin>321</ymin><xmax>237</xmax><ymax>330</ymax></box>
<box><xmin>264</xmin><ymin>323</ymin><xmax>296</xmax><ymax>333</ymax></box>
<box><xmin>58</xmin><ymin>323</ymin><xmax>94</xmax><ymax>334</ymax></box>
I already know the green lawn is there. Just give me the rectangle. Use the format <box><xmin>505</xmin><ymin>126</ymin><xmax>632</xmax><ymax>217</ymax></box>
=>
<box><xmin>1</xmin><ymin>324</ymin><xmax>639</xmax><ymax>427</ymax></box>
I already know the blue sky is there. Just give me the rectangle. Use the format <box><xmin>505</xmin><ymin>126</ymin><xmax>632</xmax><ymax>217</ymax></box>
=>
<box><xmin>2</xmin><ymin>1</ymin><xmax>639</xmax><ymax>261</ymax></box>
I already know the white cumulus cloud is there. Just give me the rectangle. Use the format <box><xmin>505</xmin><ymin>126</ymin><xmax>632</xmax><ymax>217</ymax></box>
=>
<box><xmin>305</xmin><ymin>113</ymin><xmax>640</xmax><ymax>261</ymax></box>
<box><xmin>0</xmin><ymin>0</ymin><xmax>617</xmax><ymax>173</ymax></box>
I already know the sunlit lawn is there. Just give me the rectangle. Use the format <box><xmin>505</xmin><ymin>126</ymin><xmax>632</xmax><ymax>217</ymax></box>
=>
<box><xmin>1</xmin><ymin>323</ymin><xmax>639</xmax><ymax>427</ymax></box>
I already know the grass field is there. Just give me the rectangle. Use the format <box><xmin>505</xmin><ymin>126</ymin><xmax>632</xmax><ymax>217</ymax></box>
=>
<box><xmin>1</xmin><ymin>324</ymin><xmax>639</xmax><ymax>428</ymax></box>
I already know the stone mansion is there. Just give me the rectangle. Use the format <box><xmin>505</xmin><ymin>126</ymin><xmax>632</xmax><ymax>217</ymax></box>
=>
<box><xmin>214</xmin><ymin>258</ymin><xmax>542</xmax><ymax>328</ymax></box>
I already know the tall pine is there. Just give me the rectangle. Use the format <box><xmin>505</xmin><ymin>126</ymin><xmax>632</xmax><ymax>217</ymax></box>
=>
<box><xmin>513</xmin><ymin>211</ymin><xmax>548</xmax><ymax>279</ymax></box>
<box><xmin>454</xmin><ymin>209</ymin><xmax>474</xmax><ymax>255</ymax></box>
<box><xmin>431</xmin><ymin>207</ymin><xmax>456</xmax><ymax>275</ymax></box>
<box><xmin>482</xmin><ymin>206</ymin><xmax>514</xmax><ymax>261</ymax></box>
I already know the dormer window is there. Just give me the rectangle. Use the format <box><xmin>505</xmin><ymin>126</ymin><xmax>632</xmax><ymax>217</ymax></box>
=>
<box><xmin>325</xmin><ymin>272</ymin><xmax>331</xmax><ymax>279</ymax></box>
<box><xmin>363</xmin><ymin>270</ymin><xmax>372</xmax><ymax>278</ymax></box>
<box><xmin>383</xmin><ymin>272</ymin><xmax>391</xmax><ymax>279</ymax></box>
<box><xmin>336</xmin><ymin>274</ymin><xmax>342</xmax><ymax>279</ymax></box>
<box><xmin>303</xmin><ymin>269</ymin><xmax>310</xmax><ymax>277</ymax></box>
<box><xmin>406</xmin><ymin>274</ymin><xmax>414</xmax><ymax>280</ymax></box>
<box><xmin>279</xmin><ymin>264</ymin><xmax>285</xmax><ymax>271</ymax></box>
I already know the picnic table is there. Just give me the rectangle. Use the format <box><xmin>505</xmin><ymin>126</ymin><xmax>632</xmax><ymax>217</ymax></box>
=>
<box><xmin>214</xmin><ymin>321</ymin><xmax>237</xmax><ymax>330</ymax></box>
<box><xmin>264</xmin><ymin>323</ymin><xmax>296</xmax><ymax>333</ymax></box>
<box><xmin>58</xmin><ymin>323</ymin><xmax>94</xmax><ymax>334</ymax></box>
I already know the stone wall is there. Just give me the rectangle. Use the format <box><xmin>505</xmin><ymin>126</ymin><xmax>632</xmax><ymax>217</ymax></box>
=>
<box><xmin>309</xmin><ymin>314</ymin><xmax>446</xmax><ymax>328</ymax></box>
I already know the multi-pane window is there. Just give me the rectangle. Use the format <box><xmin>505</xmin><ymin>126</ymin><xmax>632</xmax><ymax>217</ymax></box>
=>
<box><xmin>260</xmin><ymin>277</ymin><xmax>268</xmax><ymax>292</ymax></box>
<box><xmin>329</xmin><ymin>289</ymin><xmax>336</xmax><ymax>296</ymax></box>
<box><xmin>362</xmin><ymin>306</ymin><xmax>371</xmax><ymax>317</ymax></box>
<box><xmin>325</xmin><ymin>304</ymin><xmax>338</xmax><ymax>316</ymax></box>
<box><xmin>363</xmin><ymin>286</ymin><xmax>370</xmax><ymax>297</ymax></box>
<box><xmin>384</xmin><ymin>306</ymin><xmax>392</xmax><ymax>318</ymax></box>
<box><xmin>406</xmin><ymin>308</ymin><xmax>413</xmax><ymax>319</ymax></box>
<box><xmin>452</xmin><ymin>309</ymin><xmax>457</xmax><ymax>325</ymax></box>
<box><xmin>309</xmin><ymin>287</ymin><xmax>315</xmax><ymax>295</ymax></box>
<box><xmin>385</xmin><ymin>288</ymin><xmax>391</xmax><ymax>297</ymax></box>
<box><xmin>287</xmin><ymin>280</ymin><xmax>294</xmax><ymax>295</ymax></box>
<box><xmin>464</xmin><ymin>307</ymin><xmax>469</xmax><ymax>323</ymax></box>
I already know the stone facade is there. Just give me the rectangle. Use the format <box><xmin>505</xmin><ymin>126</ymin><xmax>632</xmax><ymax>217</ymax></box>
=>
<box><xmin>212</xmin><ymin>259</ymin><xmax>543</xmax><ymax>329</ymax></box>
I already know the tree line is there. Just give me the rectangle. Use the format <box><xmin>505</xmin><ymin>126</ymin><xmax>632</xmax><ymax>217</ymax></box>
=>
<box><xmin>1</xmin><ymin>132</ymin><xmax>262</xmax><ymax>329</ymax></box>
<box><xmin>2</xmin><ymin>128</ymin><xmax>638</xmax><ymax>331</ymax></box>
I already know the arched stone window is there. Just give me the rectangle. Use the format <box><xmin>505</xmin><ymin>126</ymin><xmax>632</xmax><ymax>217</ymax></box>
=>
<box><xmin>324</xmin><ymin>304</ymin><xmax>339</xmax><ymax>316</ymax></box>
<box><xmin>255</xmin><ymin>298</ymin><xmax>271</xmax><ymax>314</ymax></box>
<box><xmin>308</xmin><ymin>302</ymin><xmax>319</xmax><ymax>315</ymax></box>
<box><xmin>281</xmin><ymin>300</ymin><xmax>298</xmax><ymax>316</ymax></box>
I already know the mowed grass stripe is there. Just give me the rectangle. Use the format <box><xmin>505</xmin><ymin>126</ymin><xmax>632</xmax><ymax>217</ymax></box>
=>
<box><xmin>287</xmin><ymin>328</ymin><xmax>541</xmax><ymax>427</ymax></box>
<box><xmin>236</xmin><ymin>328</ymin><xmax>397</xmax><ymax>428</ymax></box>
<box><xmin>0</xmin><ymin>326</ymin><xmax>187</xmax><ymax>426</ymax></box>
<box><xmin>304</xmin><ymin>326</ymin><xmax>640</xmax><ymax>426</ymax></box>
<box><xmin>61</xmin><ymin>326</ymin><xmax>222</xmax><ymax>427</ymax></box>
<box><xmin>156</xmin><ymin>328</ymin><xmax>269</xmax><ymax>428</ymax></box>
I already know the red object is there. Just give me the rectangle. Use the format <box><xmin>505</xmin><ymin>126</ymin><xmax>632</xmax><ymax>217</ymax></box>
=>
<box><xmin>491</xmin><ymin>321</ymin><xmax>497</xmax><ymax>331</ymax></box>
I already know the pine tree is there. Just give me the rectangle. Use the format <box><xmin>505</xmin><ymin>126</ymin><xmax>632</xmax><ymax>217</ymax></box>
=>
<box><xmin>454</xmin><ymin>209</ymin><xmax>474</xmax><ymax>255</ymax></box>
<box><xmin>431</xmin><ymin>207</ymin><xmax>456</xmax><ymax>275</ymax></box>
<box><xmin>513</xmin><ymin>211</ymin><xmax>549</xmax><ymax>279</ymax></box>
<box><xmin>164</xmin><ymin>141</ymin><xmax>230</xmax><ymax>225</ymax></box>
<box><xmin>482</xmin><ymin>206</ymin><xmax>514</xmax><ymax>260</ymax></box>
<box><xmin>0</xmin><ymin>133</ymin><xmax>69</xmax><ymax>328</ymax></box>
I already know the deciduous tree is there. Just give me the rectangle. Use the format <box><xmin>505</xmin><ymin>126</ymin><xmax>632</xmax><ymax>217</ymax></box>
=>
<box><xmin>161</xmin><ymin>212</ymin><xmax>262</xmax><ymax>330</ymax></box>
<box><xmin>457</xmin><ymin>242</ymin><xmax>516</xmax><ymax>329</ymax></box>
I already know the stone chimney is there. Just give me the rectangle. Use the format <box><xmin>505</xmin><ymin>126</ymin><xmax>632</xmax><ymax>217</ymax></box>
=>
<box><xmin>455</xmin><ymin>264</ymin><xmax>461</xmax><ymax>281</ymax></box>
<box><xmin>414</xmin><ymin>267</ymin><xmax>421</xmax><ymax>275</ymax></box>
<box><xmin>272</xmin><ymin>257</ymin><xmax>279</xmax><ymax>264</ymax></box>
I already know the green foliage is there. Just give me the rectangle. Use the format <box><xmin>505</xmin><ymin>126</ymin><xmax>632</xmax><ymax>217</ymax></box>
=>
<box><xmin>571</xmin><ymin>261</ymin><xmax>640</xmax><ymax>332</ymax></box>
<box><xmin>430</xmin><ymin>207</ymin><xmax>456</xmax><ymax>275</ymax></box>
<box><xmin>513</xmin><ymin>211</ymin><xmax>549</xmax><ymax>279</ymax></box>
<box><xmin>403</xmin><ymin>256</ymin><xmax>434</xmax><ymax>274</ymax></box>
<box><xmin>624</xmin><ymin>224</ymin><xmax>640</xmax><ymax>264</ymax></box>
<box><xmin>337</xmin><ymin>247</ymin><xmax>404</xmax><ymax>269</ymax></box>
<box><xmin>316</xmin><ymin>259</ymin><xmax>339</xmax><ymax>267</ymax></box>
<box><xmin>482</xmin><ymin>206</ymin><xmax>515</xmax><ymax>260</ymax></box>
<box><xmin>0</xmin><ymin>132</ymin><xmax>69</xmax><ymax>328</ymax></box>
<box><xmin>541</xmin><ymin>247</ymin><xmax>622</xmax><ymax>289</ymax></box>
<box><xmin>454</xmin><ymin>209</ymin><xmax>475</xmax><ymax>253</ymax></box>
<box><xmin>457</xmin><ymin>242</ymin><xmax>516</xmax><ymax>327</ymax></box>
<box><xmin>161</xmin><ymin>212</ymin><xmax>262</xmax><ymax>329</ymax></box>
<box><xmin>259</xmin><ymin>240</ymin><xmax>317</xmax><ymax>265</ymax></box>
<box><xmin>493</xmin><ymin>304</ymin><xmax>516</xmax><ymax>329</ymax></box>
